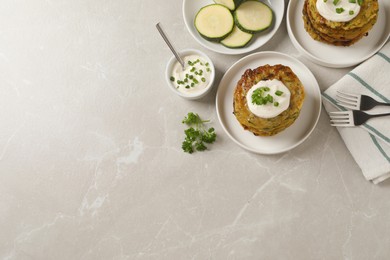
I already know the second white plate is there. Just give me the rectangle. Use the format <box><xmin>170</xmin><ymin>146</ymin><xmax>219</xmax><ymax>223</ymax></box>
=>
<box><xmin>216</xmin><ymin>51</ymin><xmax>321</xmax><ymax>154</ymax></box>
<box><xmin>287</xmin><ymin>0</ymin><xmax>390</xmax><ymax>68</ymax></box>
<box><xmin>182</xmin><ymin>0</ymin><xmax>285</xmax><ymax>55</ymax></box>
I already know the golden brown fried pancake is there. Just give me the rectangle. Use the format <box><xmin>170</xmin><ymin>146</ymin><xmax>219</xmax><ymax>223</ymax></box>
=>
<box><xmin>303</xmin><ymin>0</ymin><xmax>379</xmax><ymax>46</ymax></box>
<box><xmin>303</xmin><ymin>1</ymin><xmax>363</xmax><ymax>46</ymax></box>
<box><xmin>233</xmin><ymin>64</ymin><xmax>305</xmax><ymax>136</ymax></box>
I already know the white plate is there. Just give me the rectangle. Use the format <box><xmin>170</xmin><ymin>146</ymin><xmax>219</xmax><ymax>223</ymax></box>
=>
<box><xmin>287</xmin><ymin>0</ymin><xmax>390</xmax><ymax>68</ymax></box>
<box><xmin>215</xmin><ymin>51</ymin><xmax>321</xmax><ymax>154</ymax></box>
<box><xmin>182</xmin><ymin>0</ymin><xmax>285</xmax><ymax>55</ymax></box>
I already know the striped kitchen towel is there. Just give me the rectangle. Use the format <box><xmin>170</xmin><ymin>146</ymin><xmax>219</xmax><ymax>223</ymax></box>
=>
<box><xmin>322</xmin><ymin>41</ymin><xmax>390</xmax><ymax>184</ymax></box>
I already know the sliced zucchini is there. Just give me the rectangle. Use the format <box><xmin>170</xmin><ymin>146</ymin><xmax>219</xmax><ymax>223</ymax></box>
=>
<box><xmin>194</xmin><ymin>4</ymin><xmax>234</xmax><ymax>41</ymax></box>
<box><xmin>234</xmin><ymin>1</ymin><xmax>273</xmax><ymax>34</ymax></box>
<box><xmin>221</xmin><ymin>25</ymin><xmax>253</xmax><ymax>48</ymax></box>
<box><xmin>213</xmin><ymin>0</ymin><xmax>243</xmax><ymax>11</ymax></box>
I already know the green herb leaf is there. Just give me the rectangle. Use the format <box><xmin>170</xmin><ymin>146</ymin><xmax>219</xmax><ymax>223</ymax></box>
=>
<box><xmin>182</xmin><ymin>140</ymin><xmax>194</xmax><ymax>154</ymax></box>
<box><xmin>202</xmin><ymin>128</ymin><xmax>216</xmax><ymax>144</ymax></box>
<box><xmin>184</xmin><ymin>127</ymin><xmax>200</xmax><ymax>142</ymax></box>
<box><xmin>182</xmin><ymin>112</ymin><xmax>202</xmax><ymax>125</ymax></box>
<box><xmin>195</xmin><ymin>141</ymin><xmax>207</xmax><ymax>151</ymax></box>
<box><xmin>181</xmin><ymin>113</ymin><xmax>216</xmax><ymax>153</ymax></box>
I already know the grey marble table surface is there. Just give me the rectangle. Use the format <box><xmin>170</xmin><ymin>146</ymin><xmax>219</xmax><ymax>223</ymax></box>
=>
<box><xmin>1</xmin><ymin>0</ymin><xmax>390</xmax><ymax>259</ymax></box>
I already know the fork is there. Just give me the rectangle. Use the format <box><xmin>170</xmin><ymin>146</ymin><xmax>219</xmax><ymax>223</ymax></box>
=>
<box><xmin>336</xmin><ymin>91</ymin><xmax>390</xmax><ymax>111</ymax></box>
<box><xmin>329</xmin><ymin>110</ymin><xmax>390</xmax><ymax>126</ymax></box>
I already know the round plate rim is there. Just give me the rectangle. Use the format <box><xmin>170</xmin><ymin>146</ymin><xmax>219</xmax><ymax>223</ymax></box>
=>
<box><xmin>215</xmin><ymin>51</ymin><xmax>322</xmax><ymax>154</ymax></box>
<box><xmin>182</xmin><ymin>0</ymin><xmax>285</xmax><ymax>55</ymax></box>
<box><xmin>286</xmin><ymin>0</ymin><xmax>390</xmax><ymax>68</ymax></box>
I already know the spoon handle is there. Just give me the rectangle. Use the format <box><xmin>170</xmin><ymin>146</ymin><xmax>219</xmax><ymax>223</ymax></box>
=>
<box><xmin>156</xmin><ymin>23</ymin><xmax>185</xmax><ymax>69</ymax></box>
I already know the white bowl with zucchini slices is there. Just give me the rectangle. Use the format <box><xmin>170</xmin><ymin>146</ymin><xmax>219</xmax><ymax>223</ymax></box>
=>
<box><xmin>183</xmin><ymin>0</ymin><xmax>284</xmax><ymax>55</ymax></box>
<box><xmin>165</xmin><ymin>49</ymin><xmax>215</xmax><ymax>100</ymax></box>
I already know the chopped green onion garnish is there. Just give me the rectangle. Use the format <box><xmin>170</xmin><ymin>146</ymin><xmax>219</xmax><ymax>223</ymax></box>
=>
<box><xmin>348</xmin><ymin>0</ymin><xmax>356</xmax><ymax>3</ymax></box>
<box><xmin>185</xmin><ymin>85</ymin><xmax>190</xmax><ymax>89</ymax></box>
<box><xmin>201</xmin><ymin>77</ymin><xmax>206</xmax><ymax>82</ymax></box>
<box><xmin>275</xmin><ymin>90</ymin><xmax>283</xmax><ymax>96</ymax></box>
<box><xmin>190</xmin><ymin>67</ymin><xmax>195</xmax><ymax>72</ymax></box>
<box><xmin>170</xmin><ymin>76</ymin><xmax>175</xmax><ymax>82</ymax></box>
<box><xmin>349</xmin><ymin>10</ymin><xmax>354</xmax><ymax>15</ymax></box>
<box><xmin>357</xmin><ymin>0</ymin><xmax>363</xmax><ymax>5</ymax></box>
<box><xmin>274</xmin><ymin>102</ymin><xmax>279</xmax><ymax>107</ymax></box>
<box><xmin>333</xmin><ymin>0</ymin><xmax>340</xmax><ymax>5</ymax></box>
<box><xmin>251</xmin><ymin>88</ymin><xmax>276</xmax><ymax>105</ymax></box>
<box><xmin>336</xmin><ymin>7</ymin><xmax>344</xmax><ymax>13</ymax></box>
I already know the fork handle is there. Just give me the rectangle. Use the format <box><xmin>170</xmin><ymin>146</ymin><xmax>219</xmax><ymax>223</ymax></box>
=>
<box><xmin>377</xmin><ymin>101</ymin><xmax>390</xmax><ymax>107</ymax></box>
<box><xmin>369</xmin><ymin>112</ymin><xmax>390</xmax><ymax>118</ymax></box>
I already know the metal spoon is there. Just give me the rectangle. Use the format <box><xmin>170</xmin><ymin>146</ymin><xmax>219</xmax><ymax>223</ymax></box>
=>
<box><xmin>156</xmin><ymin>22</ymin><xmax>185</xmax><ymax>70</ymax></box>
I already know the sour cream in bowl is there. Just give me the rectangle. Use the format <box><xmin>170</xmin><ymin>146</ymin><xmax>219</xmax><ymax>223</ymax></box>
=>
<box><xmin>165</xmin><ymin>49</ymin><xmax>215</xmax><ymax>100</ymax></box>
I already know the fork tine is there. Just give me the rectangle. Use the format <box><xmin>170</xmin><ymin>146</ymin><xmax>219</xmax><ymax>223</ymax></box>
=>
<box><xmin>330</xmin><ymin>118</ymin><xmax>350</xmax><ymax>123</ymax></box>
<box><xmin>336</xmin><ymin>95</ymin><xmax>358</xmax><ymax>104</ymax></box>
<box><xmin>336</xmin><ymin>91</ymin><xmax>359</xmax><ymax>110</ymax></box>
<box><xmin>336</xmin><ymin>90</ymin><xmax>358</xmax><ymax>100</ymax></box>
<box><xmin>336</xmin><ymin>102</ymin><xmax>358</xmax><ymax>110</ymax></box>
<box><xmin>331</xmin><ymin>122</ymin><xmax>353</xmax><ymax>127</ymax></box>
<box><xmin>329</xmin><ymin>111</ymin><xmax>351</xmax><ymax>116</ymax></box>
<box><xmin>330</xmin><ymin>116</ymin><xmax>349</xmax><ymax>120</ymax></box>
<box><xmin>329</xmin><ymin>110</ymin><xmax>354</xmax><ymax>127</ymax></box>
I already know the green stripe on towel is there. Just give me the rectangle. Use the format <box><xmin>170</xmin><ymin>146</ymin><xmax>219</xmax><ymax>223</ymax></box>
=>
<box><xmin>365</xmin><ymin>124</ymin><xmax>390</xmax><ymax>143</ymax></box>
<box><xmin>347</xmin><ymin>72</ymin><xmax>390</xmax><ymax>103</ymax></box>
<box><xmin>377</xmin><ymin>52</ymin><xmax>390</xmax><ymax>63</ymax></box>
<box><xmin>321</xmin><ymin>92</ymin><xmax>347</xmax><ymax>111</ymax></box>
<box><xmin>370</xmin><ymin>134</ymin><xmax>390</xmax><ymax>163</ymax></box>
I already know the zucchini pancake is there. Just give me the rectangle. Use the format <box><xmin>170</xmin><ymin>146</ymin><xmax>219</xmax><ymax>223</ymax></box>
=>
<box><xmin>303</xmin><ymin>0</ymin><xmax>379</xmax><ymax>46</ymax></box>
<box><xmin>233</xmin><ymin>64</ymin><xmax>305</xmax><ymax>136</ymax></box>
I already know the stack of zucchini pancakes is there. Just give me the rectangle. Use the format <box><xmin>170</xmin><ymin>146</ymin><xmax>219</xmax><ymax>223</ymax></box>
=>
<box><xmin>303</xmin><ymin>0</ymin><xmax>379</xmax><ymax>46</ymax></box>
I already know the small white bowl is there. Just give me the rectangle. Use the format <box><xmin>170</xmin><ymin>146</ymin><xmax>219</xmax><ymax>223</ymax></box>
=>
<box><xmin>165</xmin><ymin>49</ymin><xmax>215</xmax><ymax>100</ymax></box>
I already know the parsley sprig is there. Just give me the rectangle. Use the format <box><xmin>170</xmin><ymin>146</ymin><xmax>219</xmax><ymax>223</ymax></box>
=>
<box><xmin>181</xmin><ymin>112</ymin><xmax>216</xmax><ymax>154</ymax></box>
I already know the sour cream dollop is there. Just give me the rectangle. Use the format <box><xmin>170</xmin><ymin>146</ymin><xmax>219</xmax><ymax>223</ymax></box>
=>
<box><xmin>316</xmin><ymin>0</ymin><xmax>361</xmax><ymax>22</ymax></box>
<box><xmin>246</xmin><ymin>79</ymin><xmax>291</xmax><ymax>119</ymax></box>
<box><xmin>171</xmin><ymin>55</ymin><xmax>212</xmax><ymax>95</ymax></box>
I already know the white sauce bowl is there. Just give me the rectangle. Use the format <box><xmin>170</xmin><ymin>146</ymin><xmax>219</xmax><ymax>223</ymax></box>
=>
<box><xmin>165</xmin><ymin>49</ymin><xmax>215</xmax><ymax>100</ymax></box>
